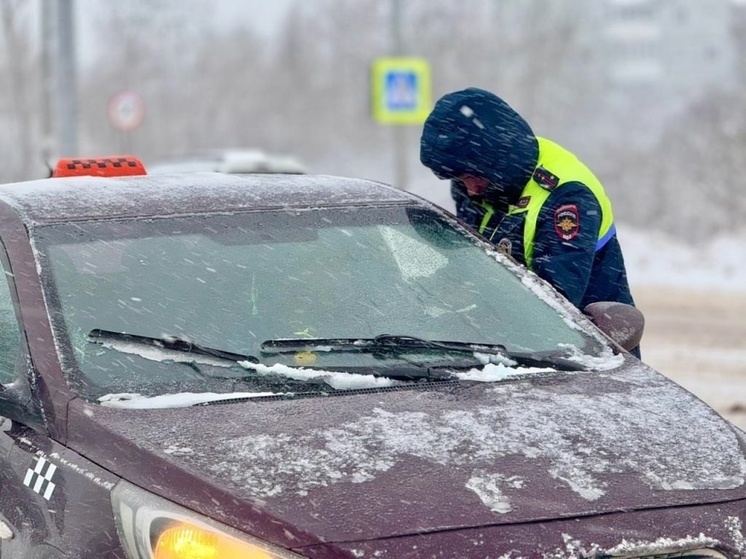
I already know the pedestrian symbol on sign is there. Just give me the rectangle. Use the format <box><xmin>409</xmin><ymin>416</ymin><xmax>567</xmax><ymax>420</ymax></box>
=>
<box><xmin>385</xmin><ymin>71</ymin><xmax>418</xmax><ymax>111</ymax></box>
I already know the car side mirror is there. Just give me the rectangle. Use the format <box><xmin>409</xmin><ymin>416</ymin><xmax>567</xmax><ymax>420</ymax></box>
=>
<box><xmin>583</xmin><ymin>301</ymin><xmax>645</xmax><ymax>353</ymax></box>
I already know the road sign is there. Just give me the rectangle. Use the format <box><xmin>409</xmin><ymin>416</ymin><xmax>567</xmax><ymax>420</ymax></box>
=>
<box><xmin>371</xmin><ymin>57</ymin><xmax>432</xmax><ymax>125</ymax></box>
<box><xmin>108</xmin><ymin>90</ymin><xmax>145</xmax><ymax>132</ymax></box>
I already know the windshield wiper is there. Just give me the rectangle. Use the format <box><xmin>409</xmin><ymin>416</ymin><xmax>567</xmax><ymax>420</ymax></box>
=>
<box><xmin>260</xmin><ymin>334</ymin><xmax>585</xmax><ymax>372</ymax></box>
<box><xmin>88</xmin><ymin>329</ymin><xmax>260</xmax><ymax>364</ymax></box>
<box><xmin>261</xmin><ymin>334</ymin><xmax>506</xmax><ymax>355</ymax></box>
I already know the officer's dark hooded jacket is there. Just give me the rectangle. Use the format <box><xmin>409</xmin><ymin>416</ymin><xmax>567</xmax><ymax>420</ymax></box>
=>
<box><xmin>420</xmin><ymin>87</ymin><xmax>636</xmax><ymax>315</ymax></box>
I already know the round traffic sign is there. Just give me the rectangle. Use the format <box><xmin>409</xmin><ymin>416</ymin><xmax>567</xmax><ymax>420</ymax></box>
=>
<box><xmin>108</xmin><ymin>90</ymin><xmax>145</xmax><ymax>132</ymax></box>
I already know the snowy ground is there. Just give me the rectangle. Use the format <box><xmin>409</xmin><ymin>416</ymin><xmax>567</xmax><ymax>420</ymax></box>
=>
<box><xmin>619</xmin><ymin>225</ymin><xmax>746</xmax><ymax>295</ymax></box>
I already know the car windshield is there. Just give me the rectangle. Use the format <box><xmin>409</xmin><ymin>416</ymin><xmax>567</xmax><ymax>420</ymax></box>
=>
<box><xmin>33</xmin><ymin>205</ymin><xmax>608</xmax><ymax>402</ymax></box>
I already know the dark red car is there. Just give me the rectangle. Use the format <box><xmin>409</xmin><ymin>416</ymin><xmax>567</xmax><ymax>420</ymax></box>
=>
<box><xmin>0</xmin><ymin>158</ymin><xmax>744</xmax><ymax>558</ymax></box>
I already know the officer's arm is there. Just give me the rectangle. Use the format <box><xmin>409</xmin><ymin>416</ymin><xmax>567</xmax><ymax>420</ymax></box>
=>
<box><xmin>531</xmin><ymin>183</ymin><xmax>602</xmax><ymax>308</ymax></box>
<box><xmin>450</xmin><ymin>180</ymin><xmax>475</xmax><ymax>224</ymax></box>
<box><xmin>450</xmin><ymin>179</ymin><xmax>506</xmax><ymax>232</ymax></box>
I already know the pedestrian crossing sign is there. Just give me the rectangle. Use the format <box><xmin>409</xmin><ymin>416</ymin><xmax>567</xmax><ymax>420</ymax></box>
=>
<box><xmin>371</xmin><ymin>57</ymin><xmax>432</xmax><ymax>125</ymax></box>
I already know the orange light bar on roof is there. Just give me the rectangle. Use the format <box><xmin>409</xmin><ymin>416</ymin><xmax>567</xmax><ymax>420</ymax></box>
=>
<box><xmin>52</xmin><ymin>156</ymin><xmax>147</xmax><ymax>178</ymax></box>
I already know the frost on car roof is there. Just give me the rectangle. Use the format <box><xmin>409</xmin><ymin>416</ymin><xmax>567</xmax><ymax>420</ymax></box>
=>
<box><xmin>0</xmin><ymin>173</ymin><xmax>415</xmax><ymax>224</ymax></box>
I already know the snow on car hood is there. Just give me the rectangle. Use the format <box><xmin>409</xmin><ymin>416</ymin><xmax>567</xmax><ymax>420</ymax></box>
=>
<box><xmin>70</xmin><ymin>362</ymin><xmax>746</xmax><ymax>543</ymax></box>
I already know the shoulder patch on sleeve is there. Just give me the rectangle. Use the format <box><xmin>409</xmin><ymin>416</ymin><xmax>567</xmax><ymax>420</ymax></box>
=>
<box><xmin>532</xmin><ymin>166</ymin><xmax>560</xmax><ymax>191</ymax></box>
<box><xmin>554</xmin><ymin>203</ymin><xmax>580</xmax><ymax>241</ymax></box>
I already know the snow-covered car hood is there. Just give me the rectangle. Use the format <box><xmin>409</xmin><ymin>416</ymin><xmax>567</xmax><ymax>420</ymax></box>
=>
<box><xmin>68</xmin><ymin>363</ymin><xmax>746</xmax><ymax>544</ymax></box>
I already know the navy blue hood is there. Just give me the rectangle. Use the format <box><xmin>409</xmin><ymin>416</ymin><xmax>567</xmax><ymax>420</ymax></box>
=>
<box><xmin>420</xmin><ymin>88</ymin><xmax>539</xmax><ymax>203</ymax></box>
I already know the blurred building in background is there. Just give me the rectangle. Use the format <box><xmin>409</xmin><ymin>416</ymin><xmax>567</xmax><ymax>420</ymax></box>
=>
<box><xmin>589</xmin><ymin>0</ymin><xmax>736</xmax><ymax>147</ymax></box>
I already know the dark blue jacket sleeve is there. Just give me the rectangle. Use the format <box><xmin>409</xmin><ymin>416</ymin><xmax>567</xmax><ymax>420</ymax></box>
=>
<box><xmin>450</xmin><ymin>180</ymin><xmax>481</xmax><ymax>229</ymax></box>
<box><xmin>531</xmin><ymin>182</ymin><xmax>602</xmax><ymax>308</ymax></box>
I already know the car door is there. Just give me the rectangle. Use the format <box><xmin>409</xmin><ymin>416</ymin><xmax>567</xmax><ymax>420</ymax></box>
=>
<box><xmin>0</xmin><ymin>242</ymin><xmax>67</xmax><ymax>559</ymax></box>
<box><xmin>0</xmin><ymin>230</ymin><xmax>127</xmax><ymax>558</ymax></box>
<box><xmin>0</xmin><ymin>423</ymin><xmax>65</xmax><ymax>559</ymax></box>
<box><xmin>0</xmin><ymin>416</ymin><xmax>15</xmax><ymax>548</ymax></box>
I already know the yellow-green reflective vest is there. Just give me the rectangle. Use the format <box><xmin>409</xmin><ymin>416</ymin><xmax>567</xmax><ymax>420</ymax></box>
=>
<box><xmin>478</xmin><ymin>137</ymin><xmax>616</xmax><ymax>269</ymax></box>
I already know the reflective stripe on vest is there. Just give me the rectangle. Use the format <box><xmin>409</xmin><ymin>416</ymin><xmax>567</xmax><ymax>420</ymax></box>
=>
<box><xmin>486</xmin><ymin>137</ymin><xmax>615</xmax><ymax>269</ymax></box>
<box><xmin>477</xmin><ymin>202</ymin><xmax>496</xmax><ymax>237</ymax></box>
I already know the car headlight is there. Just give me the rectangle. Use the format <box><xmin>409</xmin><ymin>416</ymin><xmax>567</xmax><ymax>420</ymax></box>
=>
<box><xmin>111</xmin><ymin>480</ymin><xmax>306</xmax><ymax>559</ymax></box>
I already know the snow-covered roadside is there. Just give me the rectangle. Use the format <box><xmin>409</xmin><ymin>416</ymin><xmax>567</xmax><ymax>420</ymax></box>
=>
<box><xmin>619</xmin><ymin>225</ymin><xmax>746</xmax><ymax>294</ymax></box>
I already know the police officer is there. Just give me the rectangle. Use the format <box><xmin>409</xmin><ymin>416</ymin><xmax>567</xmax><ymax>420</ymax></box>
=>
<box><xmin>420</xmin><ymin>87</ymin><xmax>638</xmax><ymax>343</ymax></box>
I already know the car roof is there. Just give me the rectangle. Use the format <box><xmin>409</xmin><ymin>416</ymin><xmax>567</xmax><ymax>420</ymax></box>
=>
<box><xmin>0</xmin><ymin>172</ymin><xmax>419</xmax><ymax>225</ymax></box>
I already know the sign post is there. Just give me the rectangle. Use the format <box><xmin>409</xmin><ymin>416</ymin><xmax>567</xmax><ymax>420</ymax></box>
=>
<box><xmin>370</xmin><ymin>57</ymin><xmax>431</xmax><ymax>191</ymax></box>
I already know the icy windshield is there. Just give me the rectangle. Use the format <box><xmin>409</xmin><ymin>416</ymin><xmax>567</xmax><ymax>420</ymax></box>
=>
<box><xmin>33</xmin><ymin>206</ymin><xmax>606</xmax><ymax>401</ymax></box>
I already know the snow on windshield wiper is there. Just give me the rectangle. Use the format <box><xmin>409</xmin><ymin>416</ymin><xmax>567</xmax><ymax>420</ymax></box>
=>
<box><xmin>88</xmin><ymin>329</ymin><xmax>260</xmax><ymax>364</ymax></box>
<box><xmin>260</xmin><ymin>334</ymin><xmax>585</xmax><ymax>372</ymax></box>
